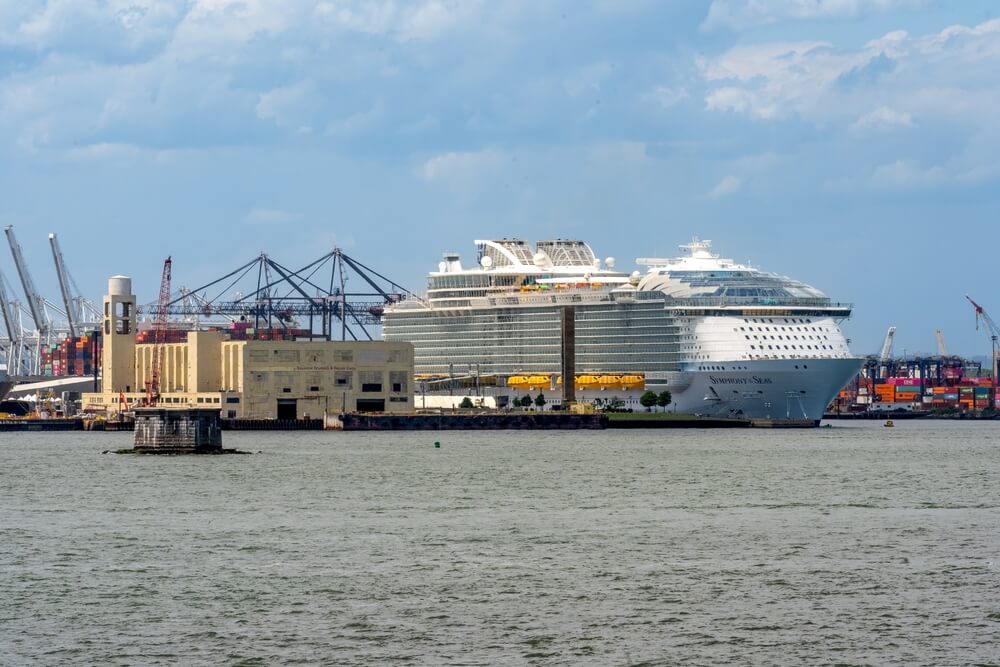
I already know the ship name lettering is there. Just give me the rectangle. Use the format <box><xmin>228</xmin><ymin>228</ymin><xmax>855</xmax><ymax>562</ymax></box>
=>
<box><xmin>709</xmin><ymin>375</ymin><xmax>773</xmax><ymax>385</ymax></box>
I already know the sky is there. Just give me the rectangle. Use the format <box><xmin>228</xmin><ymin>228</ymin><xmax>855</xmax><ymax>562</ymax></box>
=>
<box><xmin>0</xmin><ymin>0</ymin><xmax>998</xmax><ymax>358</ymax></box>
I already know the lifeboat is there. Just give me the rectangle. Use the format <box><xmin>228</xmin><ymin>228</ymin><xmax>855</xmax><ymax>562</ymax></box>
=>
<box><xmin>619</xmin><ymin>375</ymin><xmax>645</xmax><ymax>389</ymax></box>
<box><xmin>520</xmin><ymin>374</ymin><xmax>646</xmax><ymax>391</ymax></box>
<box><xmin>507</xmin><ymin>375</ymin><xmax>551</xmax><ymax>390</ymax></box>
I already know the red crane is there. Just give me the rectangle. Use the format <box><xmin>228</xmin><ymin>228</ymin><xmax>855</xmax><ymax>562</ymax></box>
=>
<box><xmin>145</xmin><ymin>257</ymin><xmax>172</xmax><ymax>406</ymax></box>
<box><xmin>966</xmin><ymin>294</ymin><xmax>1000</xmax><ymax>390</ymax></box>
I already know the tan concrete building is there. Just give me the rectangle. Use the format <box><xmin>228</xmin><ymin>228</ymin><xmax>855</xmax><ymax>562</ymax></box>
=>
<box><xmin>83</xmin><ymin>276</ymin><xmax>414</xmax><ymax>419</ymax></box>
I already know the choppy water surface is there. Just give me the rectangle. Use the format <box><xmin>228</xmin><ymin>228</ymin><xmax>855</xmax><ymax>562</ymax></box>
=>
<box><xmin>2</xmin><ymin>421</ymin><xmax>1000</xmax><ymax>665</ymax></box>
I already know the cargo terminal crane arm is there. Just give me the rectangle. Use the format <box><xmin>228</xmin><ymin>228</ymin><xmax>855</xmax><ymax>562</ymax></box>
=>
<box><xmin>878</xmin><ymin>326</ymin><xmax>896</xmax><ymax>361</ymax></box>
<box><xmin>0</xmin><ymin>269</ymin><xmax>23</xmax><ymax>373</ymax></box>
<box><xmin>4</xmin><ymin>225</ymin><xmax>49</xmax><ymax>336</ymax></box>
<box><xmin>48</xmin><ymin>233</ymin><xmax>77</xmax><ymax>337</ymax></box>
<box><xmin>935</xmin><ymin>330</ymin><xmax>949</xmax><ymax>357</ymax></box>
<box><xmin>0</xmin><ymin>268</ymin><xmax>18</xmax><ymax>344</ymax></box>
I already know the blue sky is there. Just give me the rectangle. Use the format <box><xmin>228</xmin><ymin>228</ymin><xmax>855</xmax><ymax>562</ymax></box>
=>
<box><xmin>1</xmin><ymin>0</ymin><xmax>998</xmax><ymax>357</ymax></box>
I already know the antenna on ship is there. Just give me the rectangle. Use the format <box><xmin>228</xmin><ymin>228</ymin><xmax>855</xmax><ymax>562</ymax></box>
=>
<box><xmin>679</xmin><ymin>237</ymin><xmax>714</xmax><ymax>258</ymax></box>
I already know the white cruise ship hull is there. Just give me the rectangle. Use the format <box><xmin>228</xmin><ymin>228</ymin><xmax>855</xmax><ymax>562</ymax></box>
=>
<box><xmin>669</xmin><ymin>358</ymin><xmax>863</xmax><ymax>421</ymax></box>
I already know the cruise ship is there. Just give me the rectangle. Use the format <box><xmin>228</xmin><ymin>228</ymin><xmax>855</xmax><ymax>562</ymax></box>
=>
<box><xmin>382</xmin><ymin>238</ymin><xmax>862</xmax><ymax>421</ymax></box>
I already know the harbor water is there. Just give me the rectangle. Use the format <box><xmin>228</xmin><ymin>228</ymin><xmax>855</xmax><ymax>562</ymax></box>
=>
<box><xmin>2</xmin><ymin>421</ymin><xmax>1000</xmax><ymax>665</ymax></box>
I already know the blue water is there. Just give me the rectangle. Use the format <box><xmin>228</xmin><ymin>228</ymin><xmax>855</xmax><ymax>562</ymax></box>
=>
<box><xmin>2</xmin><ymin>421</ymin><xmax>1000</xmax><ymax>665</ymax></box>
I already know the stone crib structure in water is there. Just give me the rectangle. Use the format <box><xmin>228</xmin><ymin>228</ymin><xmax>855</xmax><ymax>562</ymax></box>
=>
<box><xmin>133</xmin><ymin>408</ymin><xmax>222</xmax><ymax>454</ymax></box>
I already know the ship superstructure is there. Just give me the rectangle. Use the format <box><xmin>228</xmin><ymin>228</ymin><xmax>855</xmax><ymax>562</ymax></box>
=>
<box><xmin>383</xmin><ymin>238</ymin><xmax>862</xmax><ymax>421</ymax></box>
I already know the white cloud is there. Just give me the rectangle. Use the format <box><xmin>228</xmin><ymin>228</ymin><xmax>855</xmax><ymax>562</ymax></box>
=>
<box><xmin>419</xmin><ymin>149</ymin><xmax>504</xmax><ymax>183</ymax></box>
<box><xmin>588</xmin><ymin>142</ymin><xmax>648</xmax><ymax>167</ymax></box>
<box><xmin>642</xmin><ymin>85</ymin><xmax>688</xmax><ymax>109</ymax></box>
<box><xmin>243</xmin><ymin>208</ymin><xmax>300</xmax><ymax>225</ymax></box>
<box><xmin>0</xmin><ymin>1</ymin><xmax>185</xmax><ymax>58</ymax></box>
<box><xmin>61</xmin><ymin>142</ymin><xmax>145</xmax><ymax>161</ymax></box>
<box><xmin>850</xmin><ymin>106</ymin><xmax>914</xmax><ymax>130</ymax></box>
<box><xmin>708</xmin><ymin>175</ymin><xmax>742</xmax><ymax>198</ymax></box>
<box><xmin>870</xmin><ymin>159</ymin><xmax>946</xmax><ymax>189</ymax></box>
<box><xmin>701</xmin><ymin>19</ymin><xmax>1000</xmax><ymax>127</ymax></box>
<box><xmin>312</xmin><ymin>0</ymin><xmax>481</xmax><ymax>42</ymax></box>
<box><xmin>564</xmin><ymin>62</ymin><xmax>616</xmax><ymax>97</ymax></box>
<box><xmin>325</xmin><ymin>105</ymin><xmax>385</xmax><ymax>137</ymax></box>
<box><xmin>256</xmin><ymin>81</ymin><xmax>317</xmax><ymax>130</ymax></box>
<box><xmin>0</xmin><ymin>0</ymin><xmax>502</xmax><ymax>154</ymax></box>
<box><xmin>702</xmin><ymin>41</ymin><xmax>861</xmax><ymax>120</ymax></box>
<box><xmin>398</xmin><ymin>0</ymin><xmax>471</xmax><ymax>42</ymax></box>
<box><xmin>702</xmin><ymin>0</ymin><xmax>930</xmax><ymax>32</ymax></box>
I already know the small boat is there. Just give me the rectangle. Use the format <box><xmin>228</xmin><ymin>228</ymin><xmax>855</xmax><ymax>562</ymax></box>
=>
<box><xmin>884</xmin><ymin>419</ymin><xmax>894</xmax><ymax>428</ymax></box>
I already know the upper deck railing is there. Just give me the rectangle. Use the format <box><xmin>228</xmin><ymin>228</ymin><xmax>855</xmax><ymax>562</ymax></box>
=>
<box><xmin>664</xmin><ymin>296</ymin><xmax>853</xmax><ymax>309</ymax></box>
<box><xmin>414</xmin><ymin>288</ymin><xmax>853</xmax><ymax>312</ymax></box>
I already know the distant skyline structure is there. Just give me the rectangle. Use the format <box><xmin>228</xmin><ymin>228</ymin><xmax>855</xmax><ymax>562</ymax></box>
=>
<box><xmin>1</xmin><ymin>1</ymin><xmax>999</xmax><ymax>359</ymax></box>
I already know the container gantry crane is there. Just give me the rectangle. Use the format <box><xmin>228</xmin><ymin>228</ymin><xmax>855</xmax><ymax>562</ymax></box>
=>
<box><xmin>4</xmin><ymin>225</ymin><xmax>50</xmax><ymax>374</ymax></box>
<box><xmin>141</xmin><ymin>248</ymin><xmax>415</xmax><ymax>342</ymax></box>
<box><xmin>0</xmin><ymin>267</ymin><xmax>21</xmax><ymax>371</ymax></box>
<box><xmin>47</xmin><ymin>232</ymin><xmax>100</xmax><ymax>331</ymax></box>
<box><xmin>48</xmin><ymin>233</ymin><xmax>77</xmax><ymax>338</ymax></box>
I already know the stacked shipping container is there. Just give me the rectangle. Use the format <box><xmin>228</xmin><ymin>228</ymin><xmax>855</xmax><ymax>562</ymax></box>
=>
<box><xmin>39</xmin><ymin>333</ymin><xmax>98</xmax><ymax>377</ymax></box>
<box><xmin>843</xmin><ymin>374</ymin><xmax>996</xmax><ymax>412</ymax></box>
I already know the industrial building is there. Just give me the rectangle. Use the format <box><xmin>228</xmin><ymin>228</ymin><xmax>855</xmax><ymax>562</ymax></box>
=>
<box><xmin>81</xmin><ymin>276</ymin><xmax>414</xmax><ymax>419</ymax></box>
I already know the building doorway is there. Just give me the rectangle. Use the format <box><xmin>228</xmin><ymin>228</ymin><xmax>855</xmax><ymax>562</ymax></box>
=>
<box><xmin>276</xmin><ymin>399</ymin><xmax>297</xmax><ymax>420</ymax></box>
<box><xmin>355</xmin><ymin>398</ymin><xmax>385</xmax><ymax>413</ymax></box>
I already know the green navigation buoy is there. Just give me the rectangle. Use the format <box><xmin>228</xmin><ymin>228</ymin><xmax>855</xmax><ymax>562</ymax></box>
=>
<box><xmin>434</xmin><ymin>441</ymin><xmax>440</xmax><ymax>448</ymax></box>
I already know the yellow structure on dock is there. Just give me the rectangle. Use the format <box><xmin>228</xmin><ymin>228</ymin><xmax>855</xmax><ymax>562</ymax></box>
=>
<box><xmin>82</xmin><ymin>276</ymin><xmax>414</xmax><ymax>419</ymax></box>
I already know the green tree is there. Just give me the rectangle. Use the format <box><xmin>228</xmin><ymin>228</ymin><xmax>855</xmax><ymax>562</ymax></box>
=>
<box><xmin>534</xmin><ymin>392</ymin><xmax>546</xmax><ymax>409</ymax></box>
<box><xmin>459</xmin><ymin>396</ymin><xmax>474</xmax><ymax>409</ymax></box>
<box><xmin>656</xmin><ymin>390</ymin><xmax>672</xmax><ymax>411</ymax></box>
<box><xmin>520</xmin><ymin>394</ymin><xmax>533</xmax><ymax>408</ymax></box>
<box><xmin>639</xmin><ymin>390</ymin><xmax>658</xmax><ymax>411</ymax></box>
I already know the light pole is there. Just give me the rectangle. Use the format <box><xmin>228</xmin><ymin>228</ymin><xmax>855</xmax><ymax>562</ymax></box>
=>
<box><xmin>993</xmin><ymin>334</ymin><xmax>998</xmax><ymax>410</ymax></box>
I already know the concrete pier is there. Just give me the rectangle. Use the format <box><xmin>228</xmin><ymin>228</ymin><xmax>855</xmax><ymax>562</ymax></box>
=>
<box><xmin>133</xmin><ymin>408</ymin><xmax>223</xmax><ymax>453</ymax></box>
